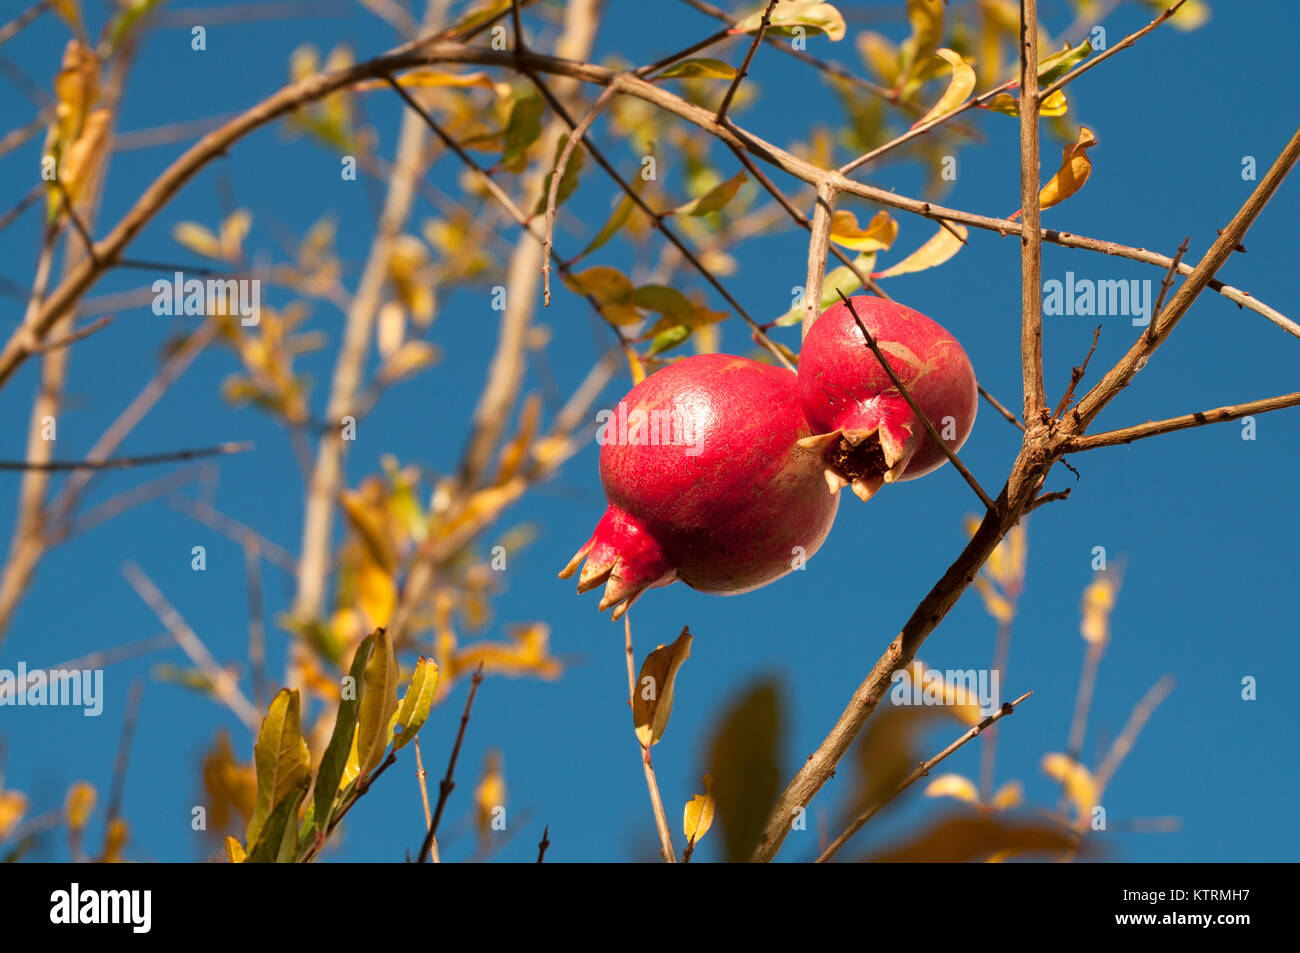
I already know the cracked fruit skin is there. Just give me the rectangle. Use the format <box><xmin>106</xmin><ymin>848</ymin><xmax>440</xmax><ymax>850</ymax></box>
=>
<box><xmin>798</xmin><ymin>295</ymin><xmax>977</xmax><ymax>502</ymax></box>
<box><xmin>559</xmin><ymin>353</ymin><xmax>839</xmax><ymax>620</ymax></box>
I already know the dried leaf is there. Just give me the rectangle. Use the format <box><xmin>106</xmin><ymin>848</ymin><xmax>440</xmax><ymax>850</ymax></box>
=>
<box><xmin>0</xmin><ymin>790</ymin><xmax>27</xmax><ymax>840</ymax></box>
<box><xmin>866</xmin><ymin>811</ymin><xmax>1077</xmax><ymax>862</ymax></box>
<box><xmin>562</xmin><ymin>265</ymin><xmax>641</xmax><ymax>324</ymax></box>
<box><xmin>632</xmin><ymin>627</ymin><xmax>693</xmax><ymax>747</ymax></box>
<box><xmin>224</xmin><ymin>835</ymin><xmax>246</xmax><ymax>863</ymax></box>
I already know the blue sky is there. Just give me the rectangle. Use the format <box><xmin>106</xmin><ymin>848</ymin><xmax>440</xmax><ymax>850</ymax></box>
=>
<box><xmin>1</xmin><ymin>0</ymin><xmax>1297</xmax><ymax>862</ymax></box>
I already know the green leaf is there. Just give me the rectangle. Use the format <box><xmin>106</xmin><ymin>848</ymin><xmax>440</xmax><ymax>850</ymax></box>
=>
<box><xmin>355</xmin><ymin>628</ymin><xmax>399</xmax><ymax>780</ymax></box>
<box><xmin>246</xmin><ymin>689</ymin><xmax>312</xmax><ymax>847</ymax></box>
<box><xmin>657</xmin><ymin>58</ymin><xmax>738</xmax><ymax>80</ymax></box>
<box><xmin>392</xmin><ymin>657</ymin><xmax>440</xmax><ymax>750</ymax></box>
<box><xmin>245</xmin><ymin>786</ymin><xmax>308</xmax><ymax>863</ymax></box>
<box><xmin>705</xmin><ymin>679</ymin><xmax>784</xmax><ymax>862</ymax></box>
<box><xmin>670</xmin><ymin>170</ymin><xmax>747</xmax><ymax>217</ymax></box>
<box><xmin>311</xmin><ymin>634</ymin><xmax>375</xmax><ymax>838</ymax></box>
<box><xmin>633</xmin><ymin>285</ymin><xmax>695</xmax><ymax>325</ymax></box>
<box><xmin>1037</xmin><ymin>40</ymin><xmax>1092</xmax><ymax>85</ymax></box>
<box><xmin>502</xmin><ymin>93</ymin><xmax>545</xmax><ymax>173</ymax></box>
<box><xmin>561</xmin><ymin>265</ymin><xmax>642</xmax><ymax>324</ymax></box>
<box><xmin>646</xmin><ymin>324</ymin><xmax>693</xmax><ymax>357</ymax></box>
<box><xmin>576</xmin><ymin>193</ymin><xmax>637</xmax><ymax>259</ymax></box>
<box><xmin>774</xmin><ymin>253</ymin><xmax>875</xmax><ymax>326</ymax></box>
<box><xmin>533</xmin><ymin>135</ymin><xmax>585</xmax><ymax>215</ymax></box>
<box><xmin>107</xmin><ymin>0</ymin><xmax>164</xmax><ymax>54</ymax></box>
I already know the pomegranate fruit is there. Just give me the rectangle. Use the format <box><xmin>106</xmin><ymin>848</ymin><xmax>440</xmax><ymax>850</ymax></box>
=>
<box><xmin>798</xmin><ymin>295</ymin><xmax>977</xmax><ymax>501</ymax></box>
<box><xmin>559</xmin><ymin>353</ymin><xmax>839</xmax><ymax>620</ymax></box>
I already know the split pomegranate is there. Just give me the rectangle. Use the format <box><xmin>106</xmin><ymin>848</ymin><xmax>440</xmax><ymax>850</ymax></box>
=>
<box><xmin>559</xmin><ymin>353</ymin><xmax>839</xmax><ymax>620</ymax></box>
<box><xmin>798</xmin><ymin>295</ymin><xmax>977</xmax><ymax>501</ymax></box>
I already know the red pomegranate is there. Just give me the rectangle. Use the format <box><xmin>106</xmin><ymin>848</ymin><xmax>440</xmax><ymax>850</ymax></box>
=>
<box><xmin>798</xmin><ymin>295</ymin><xmax>977</xmax><ymax>501</ymax></box>
<box><xmin>559</xmin><ymin>353</ymin><xmax>839</xmax><ymax>620</ymax></box>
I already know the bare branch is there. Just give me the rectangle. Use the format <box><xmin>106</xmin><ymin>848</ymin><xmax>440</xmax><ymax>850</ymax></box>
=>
<box><xmin>1065</xmin><ymin>389</ymin><xmax>1300</xmax><ymax>451</ymax></box>
<box><xmin>715</xmin><ymin>0</ymin><xmax>777</xmax><ymax>123</ymax></box>
<box><xmin>417</xmin><ymin>664</ymin><xmax>485</xmax><ymax>863</ymax></box>
<box><xmin>1040</xmin><ymin>1</ymin><xmax>1188</xmax><ymax>100</ymax></box>
<box><xmin>802</xmin><ymin>180</ymin><xmax>838</xmax><ymax>338</ymax></box>
<box><xmin>1019</xmin><ymin>0</ymin><xmax>1046</xmax><ymax>421</ymax></box>
<box><xmin>624</xmin><ymin>614</ymin><xmax>676</xmax><ymax>863</ymax></box>
<box><xmin>0</xmin><ymin>441</ymin><xmax>252</xmax><ymax>472</ymax></box>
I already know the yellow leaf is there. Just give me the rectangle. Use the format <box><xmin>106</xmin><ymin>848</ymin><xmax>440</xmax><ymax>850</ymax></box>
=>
<box><xmin>829</xmin><ymin>209</ymin><xmax>898</xmax><ymax>252</ymax></box>
<box><xmin>52</xmin><ymin>0</ymin><xmax>84</xmax><ymax>34</ymax></box>
<box><xmin>474</xmin><ymin>750</ymin><xmax>506</xmax><ymax>839</ymax></box>
<box><xmin>973</xmin><ymin>576</ymin><xmax>1015</xmax><ymax>625</ymax></box>
<box><xmin>356</xmin><ymin>627</ymin><xmax>400</xmax><ymax>780</ymax></box>
<box><xmin>874</xmin><ymin>221</ymin><xmax>966</xmax><ymax>278</ymax></box>
<box><xmin>992</xmin><ymin>780</ymin><xmax>1024</xmax><ymax>811</ymax></box>
<box><xmin>858</xmin><ymin>32</ymin><xmax>900</xmax><ymax>86</ymax></box>
<box><xmin>355</xmin><ymin>69</ymin><xmax>496</xmax><ymax>91</ymax></box>
<box><xmin>1161</xmin><ymin>0</ymin><xmax>1210</xmax><ymax>31</ymax></box>
<box><xmin>632</xmin><ymin>627</ymin><xmax>693</xmax><ymax>748</ymax></box>
<box><xmin>224</xmin><ymin>836</ymin><xmax>246</xmax><ymax>863</ymax></box>
<box><xmin>384</xmin><ymin>340</ymin><xmax>440</xmax><ymax>381</ymax></box>
<box><xmin>496</xmin><ymin>393</ymin><xmax>542</xmax><ymax>484</ymax></box>
<box><xmin>903</xmin><ymin>0</ymin><xmax>945</xmax><ymax>82</ymax></box>
<box><xmin>683</xmin><ymin>775</ymin><xmax>716</xmax><ymax>845</ymax></box>
<box><xmin>627</xmin><ymin>349</ymin><xmax>646</xmax><ymax>384</ymax></box>
<box><xmin>64</xmin><ymin>782</ymin><xmax>96</xmax><ymax>832</ymax></box>
<box><xmin>1036</xmin><ymin>126</ymin><xmax>1097</xmax><ymax>214</ymax></box>
<box><xmin>99</xmin><ymin>817</ymin><xmax>128</xmax><ymax>863</ymax></box>
<box><xmin>924</xmin><ymin>773</ymin><xmax>980</xmax><ymax>804</ymax></box>
<box><xmin>339</xmin><ymin>724</ymin><xmax>361</xmax><ymax>791</ymax></box>
<box><xmin>56</xmin><ymin>107</ymin><xmax>110</xmax><ymax>207</ymax></box>
<box><xmin>0</xmin><ymin>790</ymin><xmax>27</xmax><ymax>840</ymax></box>
<box><xmin>172</xmin><ymin>222</ymin><xmax>224</xmax><ymax>260</ymax></box>
<box><xmin>355</xmin><ymin>558</ymin><xmax>395</xmax><ymax>630</ymax></box>
<box><xmin>913</xmin><ymin>49</ymin><xmax>975</xmax><ymax>127</ymax></box>
<box><xmin>387</xmin><ymin>235</ymin><xmax>434</xmax><ymax>324</ymax></box>
<box><xmin>1042</xmin><ymin>752</ymin><xmax>1098</xmax><ymax>822</ymax></box>
<box><xmin>733</xmin><ymin>2</ymin><xmax>846</xmax><ymax>42</ymax></box>
<box><xmin>1039</xmin><ymin>88</ymin><xmax>1069</xmax><ymax>117</ymax></box>
<box><xmin>1081</xmin><ymin>572</ymin><xmax>1120</xmax><ymax>645</ymax></box>
<box><xmin>392</xmin><ymin>656</ymin><xmax>440</xmax><ymax>749</ymax></box>
<box><xmin>562</xmin><ymin>265</ymin><xmax>641</xmax><ymax>325</ymax></box>
<box><xmin>52</xmin><ymin>40</ymin><xmax>99</xmax><ymax>144</ymax></box>
<box><xmin>246</xmin><ymin>688</ymin><xmax>312</xmax><ymax>846</ymax></box>
<box><xmin>448</xmin><ymin>623</ymin><xmax>562</xmax><ymax>681</ymax></box>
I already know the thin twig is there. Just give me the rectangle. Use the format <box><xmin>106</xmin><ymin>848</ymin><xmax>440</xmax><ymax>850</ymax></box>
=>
<box><xmin>536</xmin><ymin>824</ymin><xmax>550</xmax><ymax>862</ymax></box>
<box><xmin>413</xmin><ymin>736</ymin><xmax>433</xmax><ymax>832</ymax></box>
<box><xmin>1052</xmin><ymin>324</ymin><xmax>1101</xmax><ymax>420</ymax></box>
<box><xmin>1147</xmin><ymin>236</ymin><xmax>1189</xmax><ymax>343</ymax></box>
<box><xmin>1094</xmin><ymin>675</ymin><xmax>1175</xmax><ymax>793</ymax></box>
<box><xmin>0</xmin><ymin>441</ymin><xmax>252</xmax><ymax>472</ymax></box>
<box><xmin>978</xmin><ymin>383</ymin><xmax>1026</xmax><ymax>432</ymax></box>
<box><xmin>817</xmin><ymin>691</ymin><xmax>1034</xmax><ymax>862</ymax></box>
<box><xmin>1040</xmin><ymin>0</ymin><xmax>1188</xmax><ymax>100</ymax></box>
<box><xmin>542</xmin><ymin>86</ymin><xmax>616</xmax><ymax>305</ymax></box>
<box><xmin>624</xmin><ymin>613</ymin><xmax>676</xmax><ymax>863</ymax></box>
<box><xmin>803</xmin><ymin>180</ymin><xmax>838</xmax><ymax>338</ymax></box>
<box><xmin>120</xmin><ymin>561</ymin><xmax>260</xmax><ymax>730</ymax></box>
<box><xmin>418</xmin><ymin>664</ymin><xmax>485</xmax><ymax>863</ymax></box>
<box><xmin>106</xmin><ymin>679</ymin><xmax>144</xmax><ymax>825</ymax></box>
<box><xmin>715</xmin><ymin>0</ymin><xmax>776</xmax><ymax>123</ymax></box>
<box><xmin>836</xmin><ymin>291</ymin><xmax>996</xmax><ymax>511</ymax></box>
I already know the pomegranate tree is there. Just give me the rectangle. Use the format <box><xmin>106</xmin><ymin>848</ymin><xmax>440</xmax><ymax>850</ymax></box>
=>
<box><xmin>559</xmin><ymin>353</ymin><xmax>839</xmax><ymax>620</ymax></box>
<box><xmin>797</xmin><ymin>295</ymin><xmax>977</xmax><ymax>501</ymax></box>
